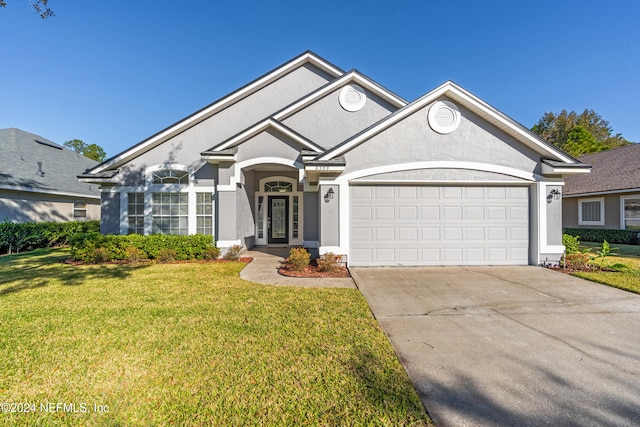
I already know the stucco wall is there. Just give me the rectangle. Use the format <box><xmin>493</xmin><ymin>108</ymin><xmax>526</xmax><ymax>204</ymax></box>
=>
<box><xmin>546</xmin><ymin>185</ymin><xmax>563</xmax><ymax>245</ymax></box>
<box><xmin>282</xmin><ymin>87</ymin><xmax>397</xmax><ymax>149</ymax></box>
<box><xmin>100</xmin><ymin>192</ymin><xmax>120</xmax><ymax>234</ymax></box>
<box><xmin>319</xmin><ymin>184</ymin><xmax>340</xmax><ymax>247</ymax></box>
<box><xmin>235</xmin><ymin>131</ymin><xmax>303</xmax><ymax>164</ymax></box>
<box><xmin>236</xmin><ymin>170</ymin><xmax>256</xmax><ymax>248</ymax></box>
<box><xmin>0</xmin><ymin>190</ymin><xmax>100</xmax><ymax>223</ymax></box>
<box><xmin>343</xmin><ymin>100</ymin><xmax>540</xmax><ymax>177</ymax></box>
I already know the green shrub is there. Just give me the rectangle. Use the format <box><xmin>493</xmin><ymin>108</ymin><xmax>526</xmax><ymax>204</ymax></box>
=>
<box><xmin>70</xmin><ymin>233</ymin><xmax>215</xmax><ymax>262</ymax></box>
<box><xmin>316</xmin><ymin>252</ymin><xmax>342</xmax><ymax>272</ymax></box>
<box><xmin>563</xmin><ymin>228</ymin><xmax>639</xmax><ymax>245</ymax></box>
<box><xmin>124</xmin><ymin>246</ymin><xmax>146</xmax><ymax>264</ymax></box>
<box><xmin>203</xmin><ymin>246</ymin><xmax>221</xmax><ymax>260</ymax></box>
<box><xmin>286</xmin><ymin>247</ymin><xmax>310</xmax><ymax>271</ymax></box>
<box><xmin>156</xmin><ymin>248</ymin><xmax>177</xmax><ymax>263</ymax></box>
<box><xmin>0</xmin><ymin>220</ymin><xmax>99</xmax><ymax>254</ymax></box>
<box><xmin>223</xmin><ymin>245</ymin><xmax>246</xmax><ymax>261</ymax></box>
<box><xmin>90</xmin><ymin>247</ymin><xmax>112</xmax><ymax>264</ymax></box>
<box><xmin>563</xmin><ymin>234</ymin><xmax>581</xmax><ymax>254</ymax></box>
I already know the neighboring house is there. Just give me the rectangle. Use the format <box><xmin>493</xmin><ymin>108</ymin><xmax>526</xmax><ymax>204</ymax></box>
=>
<box><xmin>0</xmin><ymin>128</ymin><xmax>100</xmax><ymax>222</ymax></box>
<box><xmin>79</xmin><ymin>51</ymin><xmax>589</xmax><ymax>266</ymax></box>
<box><xmin>563</xmin><ymin>143</ymin><xmax>640</xmax><ymax>231</ymax></box>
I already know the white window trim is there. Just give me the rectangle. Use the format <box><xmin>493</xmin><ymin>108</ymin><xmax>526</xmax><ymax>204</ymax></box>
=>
<box><xmin>620</xmin><ymin>195</ymin><xmax>640</xmax><ymax>230</ymax></box>
<box><xmin>254</xmin><ymin>176</ymin><xmax>303</xmax><ymax>246</ymax></box>
<box><xmin>578</xmin><ymin>197</ymin><xmax>605</xmax><ymax>226</ymax></box>
<box><xmin>117</xmin><ymin>164</ymin><xmax>216</xmax><ymax>237</ymax></box>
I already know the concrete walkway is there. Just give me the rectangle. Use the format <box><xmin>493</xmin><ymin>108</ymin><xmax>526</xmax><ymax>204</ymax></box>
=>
<box><xmin>240</xmin><ymin>248</ymin><xmax>356</xmax><ymax>288</ymax></box>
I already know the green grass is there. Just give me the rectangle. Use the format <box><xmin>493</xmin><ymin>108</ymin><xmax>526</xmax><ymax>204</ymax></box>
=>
<box><xmin>580</xmin><ymin>241</ymin><xmax>640</xmax><ymax>258</ymax></box>
<box><xmin>572</xmin><ymin>255</ymin><xmax>640</xmax><ymax>294</ymax></box>
<box><xmin>0</xmin><ymin>249</ymin><xmax>430</xmax><ymax>426</ymax></box>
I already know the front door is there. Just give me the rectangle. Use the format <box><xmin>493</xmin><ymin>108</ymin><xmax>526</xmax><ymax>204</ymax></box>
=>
<box><xmin>268</xmin><ymin>196</ymin><xmax>289</xmax><ymax>244</ymax></box>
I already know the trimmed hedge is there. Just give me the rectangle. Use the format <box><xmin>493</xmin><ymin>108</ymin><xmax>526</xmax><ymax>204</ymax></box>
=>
<box><xmin>69</xmin><ymin>233</ymin><xmax>217</xmax><ymax>262</ymax></box>
<box><xmin>563</xmin><ymin>228</ymin><xmax>639</xmax><ymax>245</ymax></box>
<box><xmin>0</xmin><ymin>220</ymin><xmax>100</xmax><ymax>254</ymax></box>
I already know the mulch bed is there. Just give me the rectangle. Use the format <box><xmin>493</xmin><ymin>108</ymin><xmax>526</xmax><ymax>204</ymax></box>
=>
<box><xmin>279</xmin><ymin>264</ymin><xmax>351</xmax><ymax>278</ymax></box>
<box><xmin>547</xmin><ymin>264</ymin><xmax>618</xmax><ymax>274</ymax></box>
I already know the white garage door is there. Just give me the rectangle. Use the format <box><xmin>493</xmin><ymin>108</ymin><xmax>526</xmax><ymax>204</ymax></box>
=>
<box><xmin>350</xmin><ymin>185</ymin><xmax>529</xmax><ymax>266</ymax></box>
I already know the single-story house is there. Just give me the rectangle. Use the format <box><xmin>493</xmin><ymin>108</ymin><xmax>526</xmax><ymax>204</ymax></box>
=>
<box><xmin>0</xmin><ymin>128</ymin><xmax>100</xmax><ymax>222</ymax></box>
<box><xmin>563</xmin><ymin>143</ymin><xmax>640</xmax><ymax>231</ymax></box>
<box><xmin>79</xmin><ymin>51</ymin><xmax>590</xmax><ymax>266</ymax></box>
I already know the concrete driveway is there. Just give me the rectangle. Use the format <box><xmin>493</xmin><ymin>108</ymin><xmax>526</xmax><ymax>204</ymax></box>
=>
<box><xmin>351</xmin><ymin>266</ymin><xmax>640</xmax><ymax>427</ymax></box>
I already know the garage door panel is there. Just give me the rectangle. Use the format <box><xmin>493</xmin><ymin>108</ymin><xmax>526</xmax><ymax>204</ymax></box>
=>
<box><xmin>350</xmin><ymin>185</ymin><xmax>529</xmax><ymax>266</ymax></box>
<box><xmin>398</xmin><ymin>206</ymin><xmax>418</xmax><ymax>220</ymax></box>
<box><xmin>421</xmin><ymin>206</ymin><xmax>440</xmax><ymax>220</ymax></box>
<box><xmin>487</xmin><ymin>206</ymin><xmax>507</xmax><ymax>220</ymax></box>
<box><xmin>352</xmin><ymin>227</ymin><xmax>373</xmax><ymax>241</ymax></box>
<box><xmin>352</xmin><ymin>206</ymin><xmax>372</xmax><ymax>220</ymax></box>
<box><xmin>375</xmin><ymin>206</ymin><xmax>395</xmax><ymax>220</ymax></box>
<box><xmin>375</xmin><ymin>227</ymin><xmax>395</xmax><ymax>240</ymax></box>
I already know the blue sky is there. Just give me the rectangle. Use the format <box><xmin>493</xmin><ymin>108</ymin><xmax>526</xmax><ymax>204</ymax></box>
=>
<box><xmin>1</xmin><ymin>0</ymin><xmax>639</xmax><ymax>158</ymax></box>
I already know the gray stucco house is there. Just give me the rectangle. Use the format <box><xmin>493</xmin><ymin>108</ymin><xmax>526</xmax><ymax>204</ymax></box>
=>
<box><xmin>563</xmin><ymin>143</ymin><xmax>640</xmax><ymax>231</ymax></box>
<box><xmin>79</xmin><ymin>51</ymin><xmax>589</xmax><ymax>266</ymax></box>
<box><xmin>0</xmin><ymin>128</ymin><xmax>100</xmax><ymax>223</ymax></box>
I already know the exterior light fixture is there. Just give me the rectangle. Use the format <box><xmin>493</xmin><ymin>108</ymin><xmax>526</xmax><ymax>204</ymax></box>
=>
<box><xmin>324</xmin><ymin>188</ymin><xmax>334</xmax><ymax>203</ymax></box>
<box><xmin>547</xmin><ymin>189</ymin><xmax>561</xmax><ymax>203</ymax></box>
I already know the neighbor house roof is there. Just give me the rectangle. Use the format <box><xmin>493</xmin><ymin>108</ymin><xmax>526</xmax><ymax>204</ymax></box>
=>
<box><xmin>563</xmin><ymin>143</ymin><xmax>640</xmax><ymax>196</ymax></box>
<box><xmin>0</xmin><ymin>128</ymin><xmax>100</xmax><ymax>199</ymax></box>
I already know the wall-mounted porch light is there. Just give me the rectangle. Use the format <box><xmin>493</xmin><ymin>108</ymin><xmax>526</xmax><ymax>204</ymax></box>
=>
<box><xmin>324</xmin><ymin>188</ymin><xmax>334</xmax><ymax>203</ymax></box>
<box><xmin>547</xmin><ymin>188</ymin><xmax>561</xmax><ymax>204</ymax></box>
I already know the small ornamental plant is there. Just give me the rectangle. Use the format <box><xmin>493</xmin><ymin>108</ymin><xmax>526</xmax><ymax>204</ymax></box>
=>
<box><xmin>286</xmin><ymin>247</ymin><xmax>311</xmax><ymax>271</ymax></box>
<box><xmin>156</xmin><ymin>248</ymin><xmax>177</xmax><ymax>263</ymax></box>
<box><xmin>223</xmin><ymin>245</ymin><xmax>246</xmax><ymax>261</ymax></box>
<box><xmin>203</xmin><ymin>246</ymin><xmax>221</xmax><ymax>260</ymax></box>
<box><xmin>317</xmin><ymin>252</ymin><xmax>341</xmax><ymax>273</ymax></box>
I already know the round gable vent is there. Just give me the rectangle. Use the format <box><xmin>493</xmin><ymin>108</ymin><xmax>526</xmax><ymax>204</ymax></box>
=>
<box><xmin>428</xmin><ymin>100</ymin><xmax>461</xmax><ymax>134</ymax></box>
<box><xmin>339</xmin><ymin>84</ymin><xmax>367</xmax><ymax>112</ymax></box>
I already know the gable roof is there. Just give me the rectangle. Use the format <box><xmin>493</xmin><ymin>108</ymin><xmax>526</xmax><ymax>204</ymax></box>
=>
<box><xmin>317</xmin><ymin>81</ymin><xmax>579</xmax><ymax>163</ymax></box>
<box><xmin>0</xmin><ymin>128</ymin><xmax>100</xmax><ymax>198</ymax></box>
<box><xmin>202</xmin><ymin>119</ymin><xmax>325</xmax><ymax>157</ymax></box>
<box><xmin>563</xmin><ymin>143</ymin><xmax>640</xmax><ymax>196</ymax></box>
<box><xmin>86</xmin><ymin>51</ymin><xmax>345</xmax><ymax>175</ymax></box>
<box><xmin>206</xmin><ymin>69</ymin><xmax>407</xmax><ymax>154</ymax></box>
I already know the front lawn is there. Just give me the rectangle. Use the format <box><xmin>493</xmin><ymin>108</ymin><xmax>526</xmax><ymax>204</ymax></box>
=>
<box><xmin>571</xmin><ymin>255</ymin><xmax>640</xmax><ymax>295</ymax></box>
<box><xmin>0</xmin><ymin>249</ymin><xmax>430</xmax><ymax>426</ymax></box>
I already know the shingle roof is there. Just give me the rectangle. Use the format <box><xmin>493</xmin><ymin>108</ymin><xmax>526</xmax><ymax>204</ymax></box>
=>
<box><xmin>563</xmin><ymin>143</ymin><xmax>640</xmax><ymax>196</ymax></box>
<box><xmin>0</xmin><ymin>128</ymin><xmax>100</xmax><ymax>198</ymax></box>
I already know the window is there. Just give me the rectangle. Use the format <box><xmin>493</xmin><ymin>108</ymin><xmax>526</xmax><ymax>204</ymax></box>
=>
<box><xmin>196</xmin><ymin>193</ymin><xmax>213</xmax><ymax>235</ymax></box>
<box><xmin>264</xmin><ymin>181</ymin><xmax>292</xmax><ymax>193</ymax></box>
<box><xmin>622</xmin><ymin>197</ymin><xmax>640</xmax><ymax>231</ymax></box>
<box><xmin>128</xmin><ymin>193</ymin><xmax>145</xmax><ymax>234</ymax></box>
<box><xmin>152</xmin><ymin>169</ymin><xmax>189</xmax><ymax>184</ymax></box>
<box><xmin>73</xmin><ymin>202</ymin><xmax>87</xmax><ymax>219</ymax></box>
<box><xmin>578</xmin><ymin>198</ymin><xmax>605</xmax><ymax>226</ymax></box>
<box><xmin>152</xmin><ymin>193</ymin><xmax>188</xmax><ymax>235</ymax></box>
<box><xmin>257</xmin><ymin>196</ymin><xmax>264</xmax><ymax>239</ymax></box>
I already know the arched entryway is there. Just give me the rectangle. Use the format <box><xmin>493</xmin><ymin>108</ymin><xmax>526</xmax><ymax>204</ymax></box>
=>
<box><xmin>254</xmin><ymin>176</ymin><xmax>303</xmax><ymax>246</ymax></box>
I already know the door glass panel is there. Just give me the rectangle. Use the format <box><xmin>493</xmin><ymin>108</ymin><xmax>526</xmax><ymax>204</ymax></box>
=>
<box><xmin>257</xmin><ymin>196</ymin><xmax>264</xmax><ymax>239</ymax></box>
<box><xmin>271</xmin><ymin>199</ymin><xmax>286</xmax><ymax>239</ymax></box>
